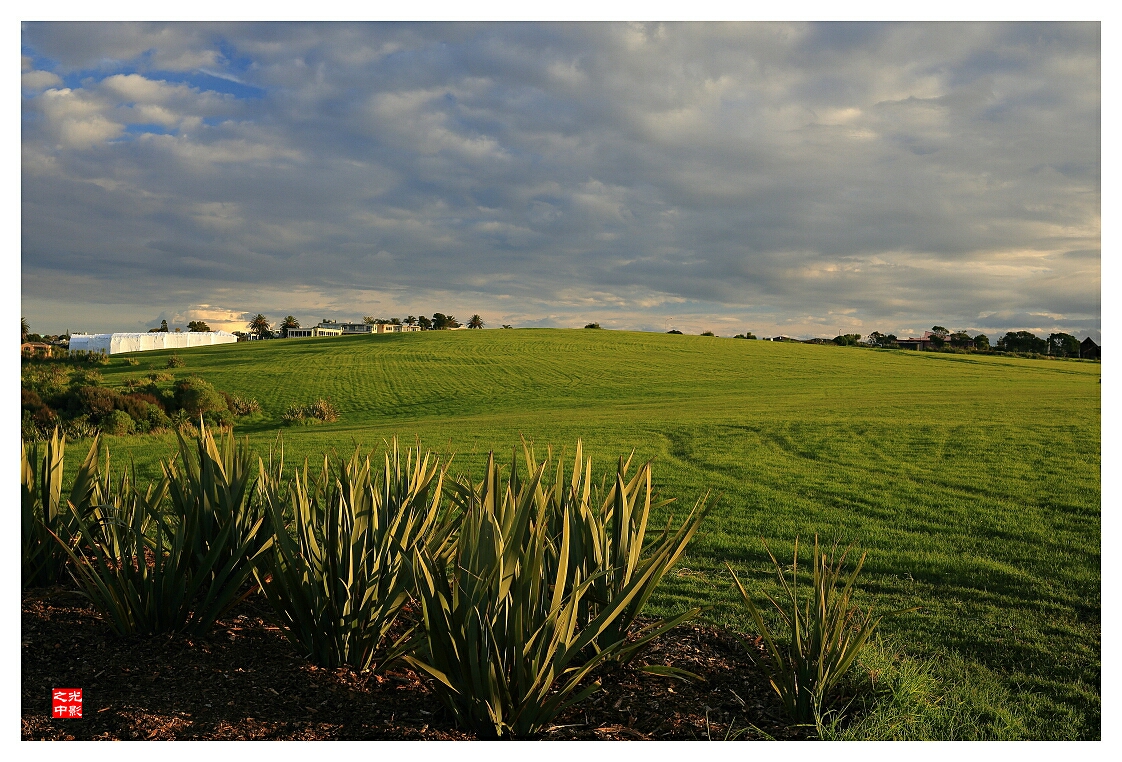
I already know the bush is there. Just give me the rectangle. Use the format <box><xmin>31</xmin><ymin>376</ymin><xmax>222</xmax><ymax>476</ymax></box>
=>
<box><xmin>584</xmin><ymin>322</ymin><xmax>601</xmax><ymax>329</ymax></box>
<box><xmin>100</xmin><ymin>410</ymin><xmax>135</xmax><ymax>436</ymax></box>
<box><xmin>173</xmin><ymin>376</ymin><xmax>229</xmax><ymax>419</ymax></box>
<box><xmin>525</xmin><ymin>440</ymin><xmax>712</xmax><ymax>663</ymax></box>
<box><xmin>282</xmin><ymin>399</ymin><xmax>339</xmax><ymax>426</ymax></box>
<box><xmin>667</xmin><ymin>329</ymin><xmax>683</xmax><ymax>334</ymax></box>
<box><xmin>255</xmin><ymin>439</ymin><xmax>455</xmax><ymax>671</ymax></box>
<box><xmin>124</xmin><ymin>358</ymin><xmax>140</xmax><ymax>366</ymax></box>
<box><xmin>70</xmin><ymin>386</ymin><xmax>121</xmax><ymax>421</ymax></box>
<box><xmin>166</xmin><ymin>355</ymin><xmax>185</xmax><ymax>368</ymax></box>
<box><xmin>407</xmin><ymin>448</ymin><xmax>702</xmax><ymax>739</ymax></box>
<box><xmin>727</xmin><ymin>537</ymin><xmax>914</xmax><ymax>730</ymax></box>
<box><xmin>701</xmin><ymin>331</ymin><xmax>715</xmax><ymax>337</ymax></box>
<box><xmin>147</xmin><ymin>371</ymin><xmax>174</xmax><ymax>383</ymax></box>
<box><xmin>221</xmin><ymin>391</ymin><xmax>261</xmax><ymax>416</ymax></box>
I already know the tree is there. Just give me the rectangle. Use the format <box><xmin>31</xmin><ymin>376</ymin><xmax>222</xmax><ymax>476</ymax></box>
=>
<box><xmin>973</xmin><ymin>333</ymin><xmax>990</xmax><ymax>350</ymax></box>
<box><xmin>187</xmin><ymin>320</ymin><xmax>211</xmax><ymax>332</ymax></box>
<box><xmin>21</xmin><ymin>317</ymin><xmax>29</xmax><ymax>343</ymax></box>
<box><xmin>467</xmin><ymin>315</ymin><xmax>484</xmax><ymax>329</ymax></box>
<box><xmin>248</xmin><ymin>314</ymin><xmax>273</xmax><ymax>339</ymax></box>
<box><xmin>1047</xmin><ymin>332</ymin><xmax>1080</xmax><ymax>357</ymax></box>
<box><xmin>280</xmin><ymin>316</ymin><xmax>300</xmax><ymax>338</ymax></box>
<box><xmin>667</xmin><ymin>329</ymin><xmax>682</xmax><ymax>334</ymax></box>
<box><xmin>930</xmin><ymin>326</ymin><xmax>949</xmax><ymax>338</ymax></box>
<box><xmin>585</xmin><ymin>323</ymin><xmax>601</xmax><ymax>329</ymax></box>
<box><xmin>431</xmin><ymin>313</ymin><xmax>459</xmax><ymax>329</ymax></box>
<box><xmin>948</xmin><ymin>331</ymin><xmax>973</xmax><ymax>348</ymax></box>
<box><xmin>159</xmin><ymin>320</ymin><xmax>169</xmax><ymax>332</ymax></box>
<box><xmin>417</xmin><ymin>315</ymin><xmax>432</xmax><ymax>330</ymax></box>
<box><xmin>997</xmin><ymin>330</ymin><xmax>1046</xmax><ymax>354</ymax></box>
<box><xmin>833</xmin><ymin>334</ymin><xmax>862</xmax><ymax>346</ymax></box>
<box><xmin>363</xmin><ymin>316</ymin><xmax>377</xmax><ymax>325</ymax></box>
<box><xmin>404</xmin><ymin>316</ymin><xmax>417</xmax><ymax>326</ymax></box>
<box><xmin>390</xmin><ymin>317</ymin><xmax>402</xmax><ymax>325</ymax></box>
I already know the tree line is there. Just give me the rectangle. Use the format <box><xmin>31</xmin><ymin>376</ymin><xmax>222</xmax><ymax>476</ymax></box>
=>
<box><xmin>241</xmin><ymin>313</ymin><xmax>486</xmax><ymax>339</ymax></box>
<box><xmin>863</xmin><ymin>326</ymin><xmax>1090</xmax><ymax>357</ymax></box>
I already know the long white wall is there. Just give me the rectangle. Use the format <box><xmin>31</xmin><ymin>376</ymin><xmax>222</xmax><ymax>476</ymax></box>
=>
<box><xmin>69</xmin><ymin>331</ymin><xmax>238</xmax><ymax>355</ymax></box>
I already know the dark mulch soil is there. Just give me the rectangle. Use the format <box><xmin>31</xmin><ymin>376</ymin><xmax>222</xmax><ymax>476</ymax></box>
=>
<box><xmin>22</xmin><ymin>587</ymin><xmax>810</xmax><ymax>741</ymax></box>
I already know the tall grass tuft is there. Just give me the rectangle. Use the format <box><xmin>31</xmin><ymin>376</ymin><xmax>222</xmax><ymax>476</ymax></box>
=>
<box><xmin>253</xmin><ymin>438</ymin><xmax>455</xmax><ymax>671</ymax></box>
<box><xmin>407</xmin><ymin>450</ymin><xmax>689</xmax><ymax>739</ymax></box>
<box><xmin>727</xmin><ymin>536</ymin><xmax>912</xmax><ymax>730</ymax></box>
<box><xmin>21</xmin><ymin>429</ymin><xmax>103</xmax><ymax>588</ymax></box>
<box><xmin>56</xmin><ymin>422</ymin><xmax>271</xmax><ymax>635</ymax></box>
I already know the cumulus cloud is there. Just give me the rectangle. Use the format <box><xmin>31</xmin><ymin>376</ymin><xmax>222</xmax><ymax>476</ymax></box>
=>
<box><xmin>21</xmin><ymin>21</ymin><xmax>1100</xmax><ymax>340</ymax></box>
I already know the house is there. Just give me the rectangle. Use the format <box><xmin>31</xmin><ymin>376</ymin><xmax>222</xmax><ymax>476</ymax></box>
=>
<box><xmin>374</xmin><ymin>323</ymin><xmax>421</xmax><ymax>333</ymax></box>
<box><xmin>895</xmin><ymin>337</ymin><xmax>932</xmax><ymax>350</ymax></box>
<box><xmin>1080</xmin><ymin>337</ymin><xmax>1100</xmax><ymax>359</ymax></box>
<box><xmin>287</xmin><ymin>325</ymin><xmax>343</xmax><ymax>338</ymax></box>
<box><xmin>318</xmin><ymin>322</ymin><xmax>373</xmax><ymax>335</ymax></box>
<box><xmin>21</xmin><ymin>342</ymin><xmax>53</xmax><ymax>357</ymax></box>
<box><xmin>68</xmin><ymin>331</ymin><xmax>238</xmax><ymax>355</ymax></box>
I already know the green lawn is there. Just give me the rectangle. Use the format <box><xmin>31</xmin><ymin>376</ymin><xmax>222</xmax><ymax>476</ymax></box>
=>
<box><xmin>84</xmin><ymin>329</ymin><xmax>1100</xmax><ymax>739</ymax></box>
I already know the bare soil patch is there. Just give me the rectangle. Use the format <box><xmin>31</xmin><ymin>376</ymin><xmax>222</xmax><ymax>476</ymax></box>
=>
<box><xmin>22</xmin><ymin>587</ymin><xmax>808</xmax><ymax>741</ymax></box>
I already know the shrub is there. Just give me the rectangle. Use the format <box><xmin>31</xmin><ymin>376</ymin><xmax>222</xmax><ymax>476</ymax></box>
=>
<box><xmin>700</xmin><ymin>331</ymin><xmax>715</xmax><ymax>337</ymax></box>
<box><xmin>124</xmin><ymin>358</ymin><xmax>140</xmax><ymax>366</ymax></box>
<box><xmin>62</xmin><ymin>416</ymin><xmax>98</xmax><ymax>441</ymax></box>
<box><xmin>173</xmin><ymin>376</ymin><xmax>229</xmax><ymax>419</ymax></box>
<box><xmin>100</xmin><ymin>410</ymin><xmax>135</xmax><ymax>436</ymax></box>
<box><xmin>726</xmin><ymin>537</ymin><xmax>913</xmax><ymax>730</ymax></box>
<box><xmin>71</xmin><ymin>368</ymin><xmax>104</xmax><ymax>387</ymax></box>
<box><xmin>70</xmin><ymin>386</ymin><xmax>121</xmax><ymax>421</ymax></box>
<box><xmin>667</xmin><ymin>329</ymin><xmax>683</xmax><ymax>334</ymax></box>
<box><xmin>282</xmin><ymin>399</ymin><xmax>338</xmax><ymax>426</ymax></box>
<box><xmin>584</xmin><ymin>322</ymin><xmax>601</xmax><ymax>329</ymax></box>
<box><xmin>147</xmin><ymin>371</ymin><xmax>174</xmax><ymax>383</ymax></box>
<box><xmin>407</xmin><ymin>450</ymin><xmax>687</xmax><ymax>739</ymax></box>
<box><xmin>255</xmin><ymin>439</ymin><xmax>455</xmax><ymax>671</ymax></box>
<box><xmin>221</xmin><ymin>392</ymin><xmax>261</xmax><ymax>416</ymax></box>
<box><xmin>166</xmin><ymin>355</ymin><xmax>186</xmax><ymax>368</ymax></box>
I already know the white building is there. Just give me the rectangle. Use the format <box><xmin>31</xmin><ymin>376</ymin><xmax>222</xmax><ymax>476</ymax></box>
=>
<box><xmin>286</xmin><ymin>326</ymin><xmax>343</xmax><ymax>338</ymax></box>
<box><xmin>69</xmin><ymin>331</ymin><xmax>239</xmax><ymax>355</ymax></box>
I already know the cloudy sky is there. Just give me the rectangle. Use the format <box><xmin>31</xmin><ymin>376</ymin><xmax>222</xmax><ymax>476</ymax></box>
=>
<box><xmin>20</xmin><ymin>21</ymin><xmax>1100</xmax><ymax>339</ymax></box>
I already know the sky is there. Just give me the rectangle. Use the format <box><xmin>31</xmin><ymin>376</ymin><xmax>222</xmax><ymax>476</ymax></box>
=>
<box><xmin>20</xmin><ymin>21</ymin><xmax>1101</xmax><ymax>340</ymax></box>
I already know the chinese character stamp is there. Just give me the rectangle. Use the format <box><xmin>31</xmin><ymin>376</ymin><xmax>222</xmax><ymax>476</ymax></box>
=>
<box><xmin>52</xmin><ymin>688</ymin><xmax>82</xmax><ymax>719</ymax></box>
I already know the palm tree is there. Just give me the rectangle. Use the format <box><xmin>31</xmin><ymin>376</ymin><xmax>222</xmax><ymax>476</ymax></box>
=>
<box><xmin>248</xmin><ymin>314</ymin><xmax>272</xmax><ymax>339</ymax></box>
<box><xmin>404</xmin><ymin>316</ymin><xmax>417</xmax><ymax>326</ymax></box>
<box><xmin>467</xmin><ymin>314</ymin><xmax>484</xmax><ymax>329</ymax></box>
<box><xmin>280</xmin><ymin>316</ymin><xmax>300</xmax><ymax>338</ymax></box>
<box><xmin>21</xmin><ymin>317</ymin><xmax>29</xmax><ymax>343</ymax></box>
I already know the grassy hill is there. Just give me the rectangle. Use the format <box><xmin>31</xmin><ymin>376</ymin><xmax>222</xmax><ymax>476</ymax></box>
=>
<box><xmin>89</xmin><ymin>329</ymin><xmax>1100</xmax><ymax>739</ymax></box>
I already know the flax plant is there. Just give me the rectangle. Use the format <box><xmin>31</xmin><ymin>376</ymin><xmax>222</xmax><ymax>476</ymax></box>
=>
<box><xmin>525</xmin><ymin>439</ymin><xmax>712</xmax><ymax>663</ymax></box>
<box><xmin>727</xmin><ymin>536</ymin><xmax>910</xmax><ymax>728</ymax></box>
<box><xmin>56</xmin><ymin>423</ymin><xmax>271</xmax><ymax>635</ymax></box>
<box><xmin>21</xmin><ymin>429</ymin><xmax>102</xmax><ymax>588</ymax></box>
<box><xmin>253</xmin><ymin>438</ymin><xmax>454</xmax><ymax>671</ymax></box>
<box><xmin>407</xmin><ymin>451</ymin><xmax>677</xmax><ymax>739</ymax></box>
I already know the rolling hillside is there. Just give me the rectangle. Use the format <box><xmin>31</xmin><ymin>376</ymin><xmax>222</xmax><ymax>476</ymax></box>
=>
<box><xmin>85</xmin><ymin>329</ymin><xmax>1101</xmax><ymax>738</ymax></box>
